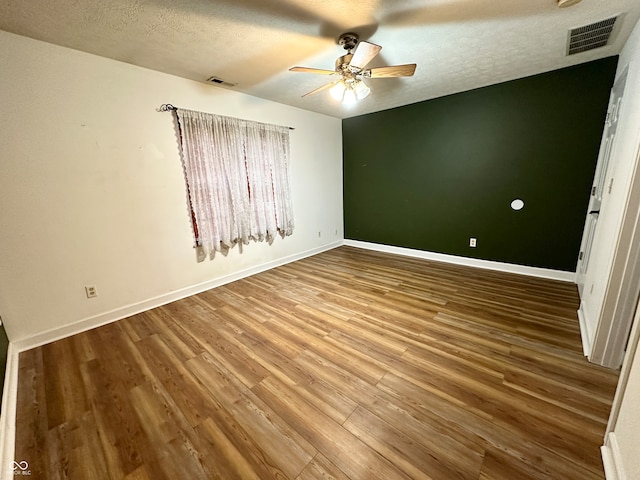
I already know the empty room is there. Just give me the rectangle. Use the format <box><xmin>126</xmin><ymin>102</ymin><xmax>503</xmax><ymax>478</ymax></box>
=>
<box><xmin>2</xmin><ymin>1</ymin><xmax>640</xmax><ymax>479</ymax></box>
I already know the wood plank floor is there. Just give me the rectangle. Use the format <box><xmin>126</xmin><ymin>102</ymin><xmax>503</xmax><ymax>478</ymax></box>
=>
<box><xmin>14</xmin><ymin>246</ymin><xmax>619</xmax><ymax>479</ymax></box>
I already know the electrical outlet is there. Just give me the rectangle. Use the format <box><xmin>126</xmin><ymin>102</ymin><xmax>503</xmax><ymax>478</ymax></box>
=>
<box><xmin>85</xmin><ymin>285</ymin><xmax>98</xmax><ymax>298</ymax></box>
<box><xmin>469</xmin><ymin>238</ymin><xmax>477</xmax><ymax>247</ymax></box>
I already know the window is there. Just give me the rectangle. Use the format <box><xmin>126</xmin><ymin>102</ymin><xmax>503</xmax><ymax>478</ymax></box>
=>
<box><xmin>175</xmin><ymin>108</ymin><xmax>294</xmax><ymax>256</ymax></box>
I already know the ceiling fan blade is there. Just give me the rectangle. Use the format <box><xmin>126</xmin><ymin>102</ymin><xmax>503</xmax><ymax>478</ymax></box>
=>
<box><xmin>290</xmin><ymin>66</ymin><xmax>336</xmax><ymax>75</ymax></box>
<box><xmin>368</xmin><ymin>64</ymin><xmax>417</xmax><ymax>78</ymax></box>
<box><xmin>349</xmin><ymin>41</ymin><xmax>382</xmax><ymax>70</ymax></box>
<box><xmin>302</xmin><ymin>80</ymin><xmax>340</xmax><ymax>97</ymax></box>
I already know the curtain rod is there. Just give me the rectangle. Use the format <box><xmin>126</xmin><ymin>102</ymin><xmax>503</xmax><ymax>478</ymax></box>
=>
<box><xmin>159</xmin><ymin>104</ymin><xmax>295</xmax><ymax>130</ymax></box>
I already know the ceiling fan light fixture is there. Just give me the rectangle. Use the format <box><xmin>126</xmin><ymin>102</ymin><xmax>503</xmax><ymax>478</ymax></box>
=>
<box><xmin>330</xmin><ymin>81</ymin><xmax>346</xmax><ymax>101</ymax></box>
<box><xmin>330</xmin><ymin>79</ymin><xmax>370</xmax><ymax>105</ymax></box>
<box><xmin>354</xmin><ymin>80</ymin><xmax>371</xmax><ymax>100</ymax></box>
<box><xmin>343</xmin><ymin>87</ymin><xmax>357</xmax><ymax>105</ymax></box>
<box><xmin>342</xmin><ymin>82</ymin><xmax>358</xmax><ymax>105</ymax></box>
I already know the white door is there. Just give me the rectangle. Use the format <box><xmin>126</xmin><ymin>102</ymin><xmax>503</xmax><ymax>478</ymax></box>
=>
<box><xmin>576</xmin><ymin>73</ymin><xmax>627</xmax><ymax>294</ymax></box>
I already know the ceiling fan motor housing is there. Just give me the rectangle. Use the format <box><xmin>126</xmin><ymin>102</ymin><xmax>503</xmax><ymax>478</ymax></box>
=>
<box><xmin>338</xmin><ymin>32</ymin><xmax>359</xmax><ymax>51</ymax></box>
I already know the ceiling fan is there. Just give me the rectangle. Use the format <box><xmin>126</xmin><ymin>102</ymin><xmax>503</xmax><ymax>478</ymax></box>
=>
<box><xmin>289</xmin><ymin>33</ymin><xmax>417</xmax><ymax>104</ymax></box>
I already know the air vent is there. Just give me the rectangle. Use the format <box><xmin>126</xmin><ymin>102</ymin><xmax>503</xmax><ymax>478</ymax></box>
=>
<box><xmin>205</xmin><ymin>76</ymin><xmax>237</xmax><ymax>87</ymax></box>
<box><xmin>567</xmin><ymin>16</ymin><xmax>618</xmax><ymax>55</ymax></box>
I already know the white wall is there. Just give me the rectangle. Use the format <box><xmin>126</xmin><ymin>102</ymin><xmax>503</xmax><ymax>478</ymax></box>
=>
<box><xmin>0</xmin><ymin>30</ymin><xmax>344</xmax><ymax>344</ymax></box>
<box><xmin>610</xmin><ymin>333</ymin><xmax>640</xmax><ymax>479</ymax></box>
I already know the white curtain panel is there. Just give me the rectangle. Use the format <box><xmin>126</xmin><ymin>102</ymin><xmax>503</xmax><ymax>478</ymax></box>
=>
<box><xmin>176</xmin><ymin>108</ymin><xmax>294</xmax><ymax>255</ymax></box>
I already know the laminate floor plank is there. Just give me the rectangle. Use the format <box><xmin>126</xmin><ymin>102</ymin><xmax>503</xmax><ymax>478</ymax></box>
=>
<box><xmin>15</xmin><ymin>246</ymin><xmax>618</xmax><ymax>479</ymax></box>
<box><xmin>186</xmin><ymin>353</ymin><xmax>317</xmax><ymax>477</ymax></box>
<box><xmin>253</xmin><ymin>375</ymin><xmax>412</xmax><ymax>480</ymax></box>
<box><xmin>343</xmin><ymin>406</ymin><xmax>481</xmax><ymax>480</ymax></box>
<box><xmin>295</xmin><ymin>453</ymin><xmax>351</xmax><ymax>480</ymax></box>
<box><xmin>79</xmin><ymin>359</ymin><xmax>145</xmax><ymax>478</ymax></box>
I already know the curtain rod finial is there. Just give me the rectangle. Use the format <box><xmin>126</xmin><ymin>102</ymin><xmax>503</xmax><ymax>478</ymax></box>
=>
<box><xmin>159</xmin><ymin>104</ymin><xmax>177</xmax><ymax>112</ymax></box>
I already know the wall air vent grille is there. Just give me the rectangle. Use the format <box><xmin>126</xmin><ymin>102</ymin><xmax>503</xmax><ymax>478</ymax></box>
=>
<box><xmin>205</xmin><ymin>76</ymin><xmax>237</xmax><ymax>87</ymax></box>
<box><xmin>567</xmin><ymin>16</ymin><xmax>618</xmax><ymax>55</ymax></box>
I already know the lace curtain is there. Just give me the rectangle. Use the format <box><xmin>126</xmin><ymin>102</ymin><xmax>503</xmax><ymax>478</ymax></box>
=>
<box><xmin>175</xmin><ymin>108</ymin><xmax>294</xmax><ymax>256</ymax></box>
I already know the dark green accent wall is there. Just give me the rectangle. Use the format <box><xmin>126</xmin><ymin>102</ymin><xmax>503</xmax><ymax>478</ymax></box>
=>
<box><xmin>343</xmin><ymin>57</ymin><xmax>618</xmax><ymax>271</ymax></box>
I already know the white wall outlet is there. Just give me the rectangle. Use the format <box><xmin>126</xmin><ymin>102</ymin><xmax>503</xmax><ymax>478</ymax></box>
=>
<box><xmin>85</xmin><ymin>285</ymin><xmax>98</xmax><ymax>298</ymax></box>
<box><xmin>469</xmin><ymin>237</ymin><xmax>477</xmax><ymax>247</ymax></box>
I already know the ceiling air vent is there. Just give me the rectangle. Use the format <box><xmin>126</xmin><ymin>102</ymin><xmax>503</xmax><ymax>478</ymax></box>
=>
<box><xmin>205</xmin><ymin>76</ymin><xmax>237</xmax><ymax>87</ymax></box>
<box><xmin>567</xmin><ymin>16</ymin><xmax>618</xmax><ymax>55</ymax></box>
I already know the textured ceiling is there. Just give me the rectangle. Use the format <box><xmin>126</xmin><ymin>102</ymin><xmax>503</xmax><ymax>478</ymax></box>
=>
<box><xmin>1</xmin><ymin>0</ymin><xmax>639</xmax><ymax>118</ymax></box>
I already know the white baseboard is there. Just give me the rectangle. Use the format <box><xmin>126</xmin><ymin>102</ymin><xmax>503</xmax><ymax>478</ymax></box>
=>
<box><xmin>344</xmin><ymin>240</ymin><xmax>576</xmax><ymax>282</ymax></box>
<box><xmin>602</xmin><ymin>432</ymin><xmax>627</xmax><ymax>480</ymax></box>
<box><xmin>0</xmin><ymin>239</ymin><xmax>574</xmax><ymax>478</ymax></box>
<box><xmin>9</xmin><ymin>239</ymin><xmax>575</xmax><ymax>354</ymax></box>
<box><xmin>12</xmin><ymin>241</ymin><xmax>342</xmax><ymax>353</ymax></box>
<box><xmin>0</xmin><ymin>344</ymin><xmax>19</xmax><ymax>479</ymax></box>
<box><xmin>578</xmin><ymin>302</ymin><xmax>593</xmax><ymax>357</ymax></box>
<box><xmin>1</xmin><ymin>241</ymin><xmax>344</xmax><ymax>478</ymax></box>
